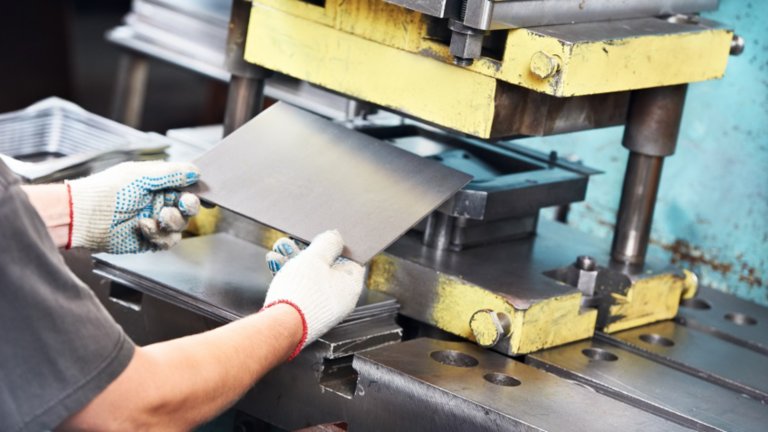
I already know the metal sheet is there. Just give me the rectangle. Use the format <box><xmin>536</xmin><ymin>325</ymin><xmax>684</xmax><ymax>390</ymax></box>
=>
<box><xmin>677</xmin><ymin>286</ymin><xmax>768</xmax><ymax>355</ymax></box>
<box><xmin>92</xmin><ymin>235</ymin><xmax>403</xmax><ymax>430</ymax></box>
<box><xmin>0</xmin><ymin>97</ymin><xmax>169</xmax><ymax>182</ymax></box>
<box><xmin>348</xmin><ymin>338</ymin><xmax>689</xmax><ymax>431</ymax></box>
<box><xmin>527</xmin><ymin>339</ymin><xmax>768</xmax><ymax>432</ymax></box>
<box><xmin>489</xmin><ymin>0</ymin><xmax>718</xmax><ymax>30</ymax></box>
<box><xmin>598</xmin><ymin>321</ymin><xmax>768</xmax><ymax>403</ymax></box>
<box><xmin>192</xmin><ymin>102</ymin><xmax>471</xmax><ymax>263</ymax></box>
<box><xmin>383</xmin><ymin>0</ymin><xmax>717</xmax><ymax>29</ymax></box>
<box><xmin>93</xmin><ymin>233</ymin><xmax>398</xmax><ymax>323</ymax></box>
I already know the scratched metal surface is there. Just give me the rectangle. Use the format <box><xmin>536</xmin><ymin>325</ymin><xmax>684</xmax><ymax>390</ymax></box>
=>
<box><xmin>192</xmin><ymin>102</ymin><xmax>471</xmax><ymax>263</ymax></box>
<box><xmin>518</xmin><ymin>2</ymin><xmax>768</xmax><ymax>305</ymax></box>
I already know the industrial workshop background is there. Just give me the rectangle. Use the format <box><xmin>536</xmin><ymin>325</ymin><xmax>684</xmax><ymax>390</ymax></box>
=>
<box><xmin>1</xmin><ymin>0</ymin><xmax>766</xmax><ymax>304</ymax></box>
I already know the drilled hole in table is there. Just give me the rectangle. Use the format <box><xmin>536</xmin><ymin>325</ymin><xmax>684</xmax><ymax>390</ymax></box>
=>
<box><xmin>724</xmin><ymin>312</ymin><xmax>758</xmax><ymax>326</ymax></box>
<box><xmin>639</xmin><ymin>333</ymin><xmax>675</xmax><ymax>347</ymax></box>
<box><xmin>680</xmin><ymin>298</ymin><xmax>711</xmax><ymax>310</ymax></box>
<box><xmin>484</xmin><ymin>372</ymin><xmax>521</xmax><ymax>387</ymax></box>
<box><xmin>582</xmin><ymin>348</ymin><xmax>618</xmax><ymax>362</ymax></box>
<box><xmin>430</xmin><ymin>350</ymin><xmax>479</xmax><ymax>368</ymax></box>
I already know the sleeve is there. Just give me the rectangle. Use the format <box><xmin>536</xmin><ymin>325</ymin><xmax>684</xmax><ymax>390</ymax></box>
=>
<box><xmin>0</xmin><ymin>163</ymin><xmax>135</xmax><ymax>432</ymax></box>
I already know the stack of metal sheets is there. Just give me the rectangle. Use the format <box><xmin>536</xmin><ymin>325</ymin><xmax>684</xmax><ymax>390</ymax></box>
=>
<box><xmin>93</xmin><ymin>233</ymin><xmax>399</xmax><ymax>324</ymax></box>
<box><xmin>0</xmin><ymin>97</ymin><xmax>170</xmax><ymax>182</ymax></box>
<box><xmin>116</xmin><ymin>0</ymin><xmax>230</xmax><ymax>71</ymax></box>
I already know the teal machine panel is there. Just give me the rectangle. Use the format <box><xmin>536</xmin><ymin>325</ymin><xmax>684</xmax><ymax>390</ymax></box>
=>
<box><xmin>522</xmin><ymin>1</ymin><xmax>768</xmax><ymax>305</ymax></box>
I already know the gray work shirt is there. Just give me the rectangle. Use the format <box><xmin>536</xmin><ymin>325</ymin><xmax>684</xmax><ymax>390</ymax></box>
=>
<box><xmin>0</xmin><ymin>161</ymin><xmax>134</xmax><ymax>431</ymax></box>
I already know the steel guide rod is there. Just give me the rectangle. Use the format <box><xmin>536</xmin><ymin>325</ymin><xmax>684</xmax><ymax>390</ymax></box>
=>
<box><xmin>223</xmin><ymin>0</ymin><xmax>271</xmax><ymax>136</ymax></box>
<box><xmin>110</xmin><ymin>53</ymin><xmax>149</xmax><ymax>128</ymax></box>
<box><xmin>612</xmin><ymin>84</ymin><xmax>688</xmax><ymax>266</ymax></box>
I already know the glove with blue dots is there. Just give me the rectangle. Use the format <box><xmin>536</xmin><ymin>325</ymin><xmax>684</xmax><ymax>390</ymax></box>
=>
<box><xmin>65</xmin><ymin>161</ymin><xmax>201</xmax><ymax>254</ymax></box>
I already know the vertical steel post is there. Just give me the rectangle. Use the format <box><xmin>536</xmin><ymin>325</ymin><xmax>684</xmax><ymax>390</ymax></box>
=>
<box><xmin>611</xmin><ymin>84</ymin><xmax>688</xmax><ymax>266</ymax></box>
<box><xmin>111</xmin><ymin>53</ymin><xmax>149</xmax><ymax>128</ymax></box>
<box><xmin>223</xmin><ymin>0</ymin><xmax>272</xmax><ymax>136</ymax></box>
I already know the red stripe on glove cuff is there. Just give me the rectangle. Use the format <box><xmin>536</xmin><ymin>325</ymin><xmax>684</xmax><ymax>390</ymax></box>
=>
<box><xmin>261</xmin><ymin>300</ymin><xmax>308</xmax><ymax>361</ymax></box>
<box><xmin>65</xmin><ymin>182</ymin><xmax>74</xmax><ymax>250</ymax></box>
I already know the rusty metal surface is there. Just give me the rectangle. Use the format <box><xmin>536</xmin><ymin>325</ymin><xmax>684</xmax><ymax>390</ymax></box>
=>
<box><xmin>192</xmin><ymin>102</ymin><xmax>471</xmax><ymax>263</ymax></box>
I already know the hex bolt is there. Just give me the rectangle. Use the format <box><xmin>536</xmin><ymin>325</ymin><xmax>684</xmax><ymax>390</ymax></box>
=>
<box><xmin>530</xmin><ymin>51</ymin><xmax>560</xmax><ymax>79</ymax></box>
<box><xmin>575</xmin><ymin>255</ymin><xmax>597</xmax><ymax>271</ymax></box>
<box><xmin>470</xmin><ymin>310</ymin><xmax>511</xmax><ymax>348</ymax></box>
<box><xmin>448</xmin><ymin>19</ymin><xmax>484</xmax><ymax>66</ymax></box>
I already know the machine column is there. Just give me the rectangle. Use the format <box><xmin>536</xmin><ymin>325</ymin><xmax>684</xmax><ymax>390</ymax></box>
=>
<box><xmin>111</xmin><ymin>53</ymin><xmax>149</xmax><ymax>128</ymax></box>
<box><xmin>223</xmin><ymin>0</ymin><xmax>272</xmax><ymax>137</ymax></box>
<box><xmin>611</xmin><ymin>84</ymin><xmax>687</xmax><ymax>266</ymax></box>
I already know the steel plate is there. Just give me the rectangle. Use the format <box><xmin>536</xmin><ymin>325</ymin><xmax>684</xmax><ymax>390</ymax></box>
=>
<box><xmin>349</xmin><ymin>338</ymin><xmax>689</xmax><ymax>431</ymax></box>
<box><xmin>677</xmin><ymin>286</ymin><xmax>768</xmax><ymax>355</ymax></box>
<box><xmin>598</xmin><ymin>321</ymin><xmax>768</xmax><ymax>402</ymax></box>
<box><xmin>192</xmin><ymin>102</ymin><xmax>471</xmax><ymax>263</ymax></box>
<box><xmin>528</xmin><ymin>339</ymin><xmax>768</xmax><ymax>432</ymax></box>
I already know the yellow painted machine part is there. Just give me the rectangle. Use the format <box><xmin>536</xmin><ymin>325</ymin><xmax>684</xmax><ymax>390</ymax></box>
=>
<box><xmin>246</xmin><ymin>3</ymin><xmax>497</xmax><ymax>137</ymax></box>
<box><xmin>602</xmin><ymin>273</ymin><xmax>685</xmax><ymax>333</ymax></box>
<box><xmin>367</xmin><ymin>254</ymin><xmax>597</xmax><ymax>355</ymax></box>
<box><xmin>186</xmin><ymin>206</ymin><xmax>221</xmax><ymax>236</ymax></box>
<box><xmin>513</xmin><ymin>29</ymin><xmax>733</xmax><ymax>97</ymax></box>
<box><xmin>516</xmin><ymin>289</ymin><xmax>596</xmax><ymax>353</ymax></box>
<box><xmin>247</xmin><ymin>0</ymin><xmax>732</xmax><ymax>97</ymax></box>
<box><xmin>429</xmin><ymin>275</ymin><xmax>596</xmax><ymax>354</ymax></box>
<box><xmin>369</xmin><ymin>252</ymin><xmax>694</xmax><ymax>350</ymax></box>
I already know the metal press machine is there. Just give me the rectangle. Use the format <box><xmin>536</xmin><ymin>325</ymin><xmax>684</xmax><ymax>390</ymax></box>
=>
<box><xmin>86</xmin><ymin>0</ymin><xmax>768</xmax><ymax>430</ymax></box>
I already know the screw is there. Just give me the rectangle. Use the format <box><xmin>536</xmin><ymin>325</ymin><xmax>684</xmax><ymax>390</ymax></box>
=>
<box><xmin>530</xmin><ymin>51</ymin><xmax>560</xmax><ymax>79</ymax></box>
<box><xmin>470</xmin><ymin>310</ymin><xmax>511</xmax><ymax>347</ymax></box>
<box><xmin>575</xmin><ymin>255</ymin><xmax>597</xmax><ymax>271</ymax></box>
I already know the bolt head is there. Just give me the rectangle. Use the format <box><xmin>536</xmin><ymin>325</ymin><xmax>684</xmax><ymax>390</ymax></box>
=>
<box><xmin>575</xmin><ymin>255</ymin><xmax>597</xmax><ymax>271</ymax></box>
<box><xmin>470</xmin><ymin>310</ymin><xmax>511</xmax><ymax>347</ymax></box>
<box><xmin>530</xmin><ymin>51</ymin><xmax>560</xmax><ymax>79</ymax></box>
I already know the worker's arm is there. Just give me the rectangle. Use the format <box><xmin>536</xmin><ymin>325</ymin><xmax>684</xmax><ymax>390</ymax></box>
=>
<box><xmin>60</xmin><ymin>231</ymin><xmax>365</xmax><ymax>431</ymax></box>
<box><xmin>60</xmin><ymin>304</ymin><xmax>302</xmax><ymax>431</ymax></box>
<box><xmin>22</xmin><ymin>161</ymin><xmax>201</xmax><ymax>253</ymax></box>
<box><xmin>21</xmin><ymin>183</ymin><xmax>70</xmax><ymax>247</ymax></box>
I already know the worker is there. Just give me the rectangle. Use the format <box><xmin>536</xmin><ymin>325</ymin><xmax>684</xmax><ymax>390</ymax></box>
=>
<box><xmin>0</xmin><ymin>159</ymin><xmax>364</xmax><ymax>431</ymax></box>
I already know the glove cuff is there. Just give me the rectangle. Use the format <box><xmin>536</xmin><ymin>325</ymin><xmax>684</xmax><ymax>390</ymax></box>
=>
<box><xmin>262</xmin><ymin>300</ymin><xmax>308</xmax><ymax>361</ymax></box>
<box><xmin>66</xmin><ymin>179</ymin><xmax>115</xmax><ymax>251</ymax></box>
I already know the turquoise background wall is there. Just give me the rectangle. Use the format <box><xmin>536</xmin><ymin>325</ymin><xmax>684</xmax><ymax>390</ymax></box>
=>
<box><xmin>521</xmin><ymin>1</ymin><xmax>768</xmax><ymax>304</ymax></box>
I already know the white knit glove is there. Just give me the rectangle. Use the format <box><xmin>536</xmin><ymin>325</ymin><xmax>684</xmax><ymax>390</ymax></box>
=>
<box><xmin>263</xmin><ymin>230</ymin><xmax>365</xmax><ymax>359</ymax></box>
<box><xmin>64</xmin><ymin>161</ymin><xmax>201</xmax><ymax>254</ymax></box>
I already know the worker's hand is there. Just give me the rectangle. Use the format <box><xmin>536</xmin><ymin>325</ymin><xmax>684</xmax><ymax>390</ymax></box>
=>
<box><xmin>263</xmin><ymin>230</ymin><xmax>365</xmax><ymax>360</ymax></box>
<box><xmin>65</xmin><ymin>161</ymin><xmax>201</xmax><ymax>253</ymax></box>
